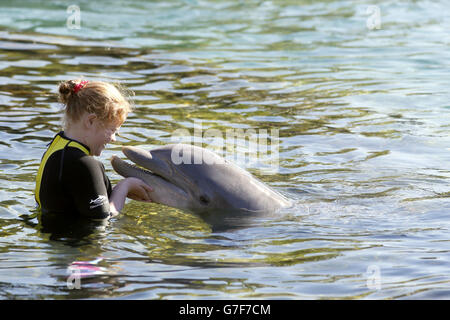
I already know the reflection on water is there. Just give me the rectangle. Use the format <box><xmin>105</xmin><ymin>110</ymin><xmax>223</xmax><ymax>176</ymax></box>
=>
<box><xmin>36</xmin><ymin>211</ymin><xmax>108</xmax><ymax>245</ymax></box>
<box><xmin>1</xmin><ymin>0</ymin><xmax>450</xmax><ymax>299</ymax></box>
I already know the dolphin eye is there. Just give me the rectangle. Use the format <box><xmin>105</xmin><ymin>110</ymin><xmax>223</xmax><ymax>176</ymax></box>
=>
<box><xmin>199</xmin><ymin>195</ymin><xmax>210</xmax><ymax>205</ymax></box>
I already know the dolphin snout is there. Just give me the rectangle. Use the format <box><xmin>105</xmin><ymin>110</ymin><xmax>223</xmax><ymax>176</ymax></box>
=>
<box><xmin>122</xmin><ymin>146</ymin><xmax>152</xmax><ymax>160</ymax></box>
<box><xmin>121</xmin><ymin>146</ymin><xmax>172</xmax><ymax>181</ymax></box>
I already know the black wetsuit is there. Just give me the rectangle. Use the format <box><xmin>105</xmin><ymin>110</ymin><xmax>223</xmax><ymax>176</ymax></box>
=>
<box><xmin>35</xmin><ymin>131</ymin><xmax>112</xmax><ymax>219</ymax></box>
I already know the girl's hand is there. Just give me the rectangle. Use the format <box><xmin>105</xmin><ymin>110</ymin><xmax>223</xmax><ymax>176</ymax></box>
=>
<box><xmin>109</xmin><ymin>177</ymin><xmax>154</xmax><ymax>217</ymax></box>
<box><xmin>123</xmin><ymin>177</ymin><xmax>153</xmax><ymax>202</ymax></box>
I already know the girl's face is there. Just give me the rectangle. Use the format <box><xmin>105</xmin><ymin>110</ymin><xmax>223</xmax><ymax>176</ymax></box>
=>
<box><xmin>89</xmin><ymin>116</ymin><xmax>122</xmax><ymax>156</ymax></box>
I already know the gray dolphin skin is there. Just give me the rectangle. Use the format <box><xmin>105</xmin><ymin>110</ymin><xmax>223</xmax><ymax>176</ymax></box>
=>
<box><xmin>111</xmin><ymin>144</ymin><xmax>291</xmax><ymax>227</ymax></box>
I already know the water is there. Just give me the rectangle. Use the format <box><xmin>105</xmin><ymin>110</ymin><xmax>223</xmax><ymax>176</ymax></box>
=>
<box><xmin>1</xmin><ymin>0</ymin><xmax>450</xmax><ymax>299</ymax></box>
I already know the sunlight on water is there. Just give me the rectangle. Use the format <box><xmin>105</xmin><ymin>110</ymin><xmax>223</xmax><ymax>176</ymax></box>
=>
<box><xmin>1</xmin><ymin>0</ymin><xmax>450</xmax><ymax>299</ymax></box>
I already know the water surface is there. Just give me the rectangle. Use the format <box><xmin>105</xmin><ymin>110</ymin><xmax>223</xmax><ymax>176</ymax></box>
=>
<box><xmin>1</xmin><ymin>0</ymin><xmax>450</xmax><ymax>299</ymax></box>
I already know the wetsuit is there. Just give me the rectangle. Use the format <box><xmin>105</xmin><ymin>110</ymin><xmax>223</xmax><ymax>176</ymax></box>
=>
<box><xmin>35</xmin><ymin>131</ymin><xmax>112</xmax><ymax>219</ymax></box>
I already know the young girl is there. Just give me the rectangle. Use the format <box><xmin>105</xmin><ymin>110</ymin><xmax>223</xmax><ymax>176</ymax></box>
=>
<box><xmin>35</xmin><ymin>79</ymin><xmax>153</xmax><ymax>220</ymax></box>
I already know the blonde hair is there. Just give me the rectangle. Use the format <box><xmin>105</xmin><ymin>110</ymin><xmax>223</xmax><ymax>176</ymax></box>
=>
<box><xmin>58</xmin><ymin>79</ymin><xmax>133</xmax><ymax>128</ymax></box>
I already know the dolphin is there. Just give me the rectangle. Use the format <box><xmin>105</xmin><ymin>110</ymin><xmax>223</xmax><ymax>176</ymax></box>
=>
<box><xmin>111</xmin><ymin>144</ymin><xmax>292</xmax><ymax>228</ymax></box>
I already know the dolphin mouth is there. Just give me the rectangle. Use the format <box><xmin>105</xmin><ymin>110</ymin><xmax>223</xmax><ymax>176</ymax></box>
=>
<box><xmin>122</xmin><ymin>146</ymin><xmax>174</xmax><ymax>180</ymax></box>
<box><xmin>111</xmin><ymin>146</ymin><xmax>191</xmax><ymax>205</ymax></box>
<box><xmin>111</xmin><ymin>155</ymin><xmax>161</xmax><ymax>180</ymax></box>
<box><xmin>111</xmin><ymin>154</ymin><xmax>174</xmax><ymax>187</ymax></box>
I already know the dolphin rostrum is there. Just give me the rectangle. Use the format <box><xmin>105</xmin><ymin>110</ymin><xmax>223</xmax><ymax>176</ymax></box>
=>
<box><xmin>111</xmin><ymin>144</ymin><xmax>292</xmax><ymax>227</ymax></box>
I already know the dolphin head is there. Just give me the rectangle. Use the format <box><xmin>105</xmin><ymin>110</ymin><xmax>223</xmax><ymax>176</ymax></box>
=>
<box><xmin>111</xmin><ymin>144</ymin><xmax>234</xmax><ymax>213</ymax></box>
<box><xmin>111</xmin><ymin>144</ymin><xmax>291</xmax><ymax>217</ymax></box>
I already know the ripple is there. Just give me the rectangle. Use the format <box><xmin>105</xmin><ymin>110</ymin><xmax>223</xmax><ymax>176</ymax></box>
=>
<box><xmin>61</xmin><ymin>55</ymin><xmax>128</xmax><ymax>66</ymax></box>
<box><xmin>0</xmin><ymin>0</ymin><xmax>450</xmax><ymax>300</ymax></box>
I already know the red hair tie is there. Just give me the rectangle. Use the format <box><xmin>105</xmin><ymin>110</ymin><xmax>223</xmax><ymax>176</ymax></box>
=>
<box><xmin>73</xmin><ymin>80</ymin><xmax>88</xmax><ymax>93</ymax></box>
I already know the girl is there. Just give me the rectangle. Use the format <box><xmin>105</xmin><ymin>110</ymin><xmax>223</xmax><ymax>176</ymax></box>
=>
<box><xmin>35</xmin><ymin>79</ymin><xmax>153</xmax><ymax>220</ymax></box>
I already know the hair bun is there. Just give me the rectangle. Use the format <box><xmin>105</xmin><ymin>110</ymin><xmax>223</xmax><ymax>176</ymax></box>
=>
<box><xmin>58</xmin><ymin>80</ymin><xmax>77</xmax><ymax>104</ymax></box>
